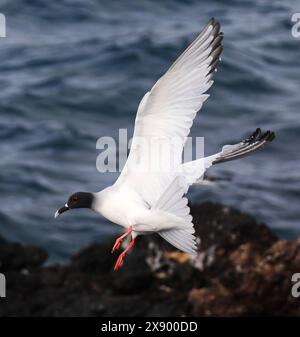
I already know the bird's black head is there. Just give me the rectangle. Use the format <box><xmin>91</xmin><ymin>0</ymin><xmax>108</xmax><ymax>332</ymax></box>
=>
<box><xmin>54</xmin><ymin>192</ymin><xmax>94</xmax><ymax>218</ymax></box>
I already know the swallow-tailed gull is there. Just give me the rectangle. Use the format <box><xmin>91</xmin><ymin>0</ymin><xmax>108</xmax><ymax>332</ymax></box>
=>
<box><xmin>55</xmin><ymin>19</ymin><xmax>275</xmax><ymax>270</ymax></box>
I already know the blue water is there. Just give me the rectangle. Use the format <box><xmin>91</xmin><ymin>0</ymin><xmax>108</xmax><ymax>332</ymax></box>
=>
<box><xmin>0</xmin><ymin>0</ymin><xmax>299</xmax><ymax>262</ymax></box>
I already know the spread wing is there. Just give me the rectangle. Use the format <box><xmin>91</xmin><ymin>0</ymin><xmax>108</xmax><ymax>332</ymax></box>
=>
<box><xmin>116</xmin><ymin>18</ymin><xmax>223</xmax><ymax>206</ymax></box>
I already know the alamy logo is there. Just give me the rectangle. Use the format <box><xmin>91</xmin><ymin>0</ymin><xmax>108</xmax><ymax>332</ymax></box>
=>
<box><xmin>0</xmin><ymin>13</ymin><xmax>6</xmax><ymax>37</ymax></box>
<box><xmin>95</xmin><ymin>129</ymin><xmax>205</xmax><ymax>173</ymax></box>
<box><xmin>291</xmin><ymin>13</ymin><xmax>300</xmax><ymax>38</ymax></box>
<box><xmin>291</xmin><ymin>273</ymin><xmax>300</xmax><ymax>298</ymax></box>
<box><xmin>0</xmin><ymin>273</ymin><xmax>6</xmax><ymax>297</ymax></box>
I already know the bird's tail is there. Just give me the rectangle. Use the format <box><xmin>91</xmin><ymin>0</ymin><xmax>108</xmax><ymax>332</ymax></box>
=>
<box><xmin>152</xmin><ymin>176</ymin><xmax>198</xmax><ymax>255</ymax></box>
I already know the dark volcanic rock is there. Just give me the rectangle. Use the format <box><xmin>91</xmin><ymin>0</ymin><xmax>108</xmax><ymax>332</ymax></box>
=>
<box><xmin>188</xmin><ymin>238</ymin><xmax>300</xmax><ymax>316</ymax></box>
<box><xmin>111</xmin><ymin>253</ymin><xmax>154</xmax><ymax>294</ymax></box>
<box><xmin>0</xmin><ymin>202</ymin><xmax>299</xmax><ymax>317</ymax></box>
<box><xmin>191</xmin><ymin>202</ymin><xmax>277</xmax><ymax>250</ymax></box>
<box><xmin>0</xmin><ymin>242</ymin><xmax>47</xmax><ymax>272</ymax></box>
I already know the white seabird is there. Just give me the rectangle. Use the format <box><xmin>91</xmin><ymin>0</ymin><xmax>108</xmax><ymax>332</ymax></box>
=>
<box><xmin>55</xmin><ymin>19</ymin><xmax>275</xmax><ymax>270</ymax></box>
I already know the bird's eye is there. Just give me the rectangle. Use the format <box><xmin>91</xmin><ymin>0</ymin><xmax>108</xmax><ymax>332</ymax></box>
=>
<box><xmin>71</xmin><ymin>196</ymin><xmax>78</xmax><ymax>203</ymax></box>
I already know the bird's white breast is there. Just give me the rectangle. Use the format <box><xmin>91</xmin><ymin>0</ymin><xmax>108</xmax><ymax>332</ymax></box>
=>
<box><xmin>92</xmin><ymin>185</ymin><xmax>148</xmax><ymax>229</ymax></box>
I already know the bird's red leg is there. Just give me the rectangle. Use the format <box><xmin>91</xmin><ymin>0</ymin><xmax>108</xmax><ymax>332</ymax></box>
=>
<box><xmin>114</xmin><ymin>237</ymin><xmax>135</xmax><ymax>271</ymax></box>
<box><xmin>111</xmin><ymin>226</ymin><xmax>132</xmax><ymax>253</ymax></box>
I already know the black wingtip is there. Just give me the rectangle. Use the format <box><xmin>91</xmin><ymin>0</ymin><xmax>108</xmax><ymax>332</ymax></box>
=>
<box><xmin>196</xmin><ymin>18</ymin><xmax>223</xmax><ymax>80</ymax></box>
<box><xmin>254</xmin><ymin>128</ymin><xmax>262</xmax><ymax>139</ymax></box>
<box><xmin>213</xmin><ymin>22</ymin><xmax>220</xmax><ymax>33</ymax></box>
<box><xmin>210</xmin><ymin>45</ymin><xmax>223</xmax><ymax>63</ymax></box>
<box><xmin>265</xmin><ymin>131</ymin><xmax>276</xmax><ymax>142</ymax></box>
<box><xmin>210</xmin><ymin>34</ymin><xmax>224</xmax><ymax>50</ymax></box>
<box><xmin>245</xmin><ymin>128</ymin><xmax>275</xmax><ymax>144</ymax></box>
<box><xmin>208</xmin><ymin>58</ymin><xmax>220</xmax><ymax>75</ymax></box>
<box><xmin>245</xmin><ymin>128</ymin><xmax>261</xmax><ymax>143</ymax></box>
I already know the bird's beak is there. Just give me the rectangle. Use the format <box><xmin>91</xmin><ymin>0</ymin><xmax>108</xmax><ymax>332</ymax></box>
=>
<box><xmin>54</xmin><ymin>204</ymin><xmax>69</xmax><ymax>218</ymax></box>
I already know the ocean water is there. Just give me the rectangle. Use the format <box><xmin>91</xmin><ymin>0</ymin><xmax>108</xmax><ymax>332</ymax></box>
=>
<box><xmin>0</xmin><ymin>0</ymin><xmax>299</xmax><ymax>262</ymax></box>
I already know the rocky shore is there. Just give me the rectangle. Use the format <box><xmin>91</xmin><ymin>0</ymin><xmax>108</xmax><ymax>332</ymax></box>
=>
<box><xmin>0</xmin><ymin>202</ymin><xmax>299</xmax><ymax>316</ymax></box>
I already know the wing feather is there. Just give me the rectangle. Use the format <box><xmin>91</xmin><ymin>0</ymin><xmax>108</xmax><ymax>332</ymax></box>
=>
<box><xmin>117</xmin><ymin>18</ymin><xmax>223</xmax><ymax>207</ymax></box>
